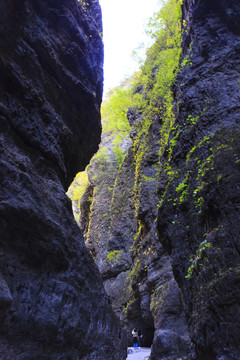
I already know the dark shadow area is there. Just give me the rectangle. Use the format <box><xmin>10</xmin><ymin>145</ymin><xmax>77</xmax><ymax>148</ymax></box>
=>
<box><xmin>142</xmin><ymin>327</ymin><xmax>154</xmax><ymax>347</ymax></box>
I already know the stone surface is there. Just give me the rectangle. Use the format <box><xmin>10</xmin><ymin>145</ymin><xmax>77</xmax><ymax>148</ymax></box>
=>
<box><xmin>0</xmin><ymin>0</ymin><xmax>103</xmax><ymax>189</ymax></box>
<box><xmin>157</xmin><ymin>0</ymin><xmax>240</xmax><ymax>358</ymax></box>
<box><xmin>71</xmin><ymin>0</ymin><xmax>240</xmax><ymax>359</ymax></box>
<box><xmin>0</xmin><ymin>274</ymin><xmax>13</xmax><ymax>310</ymax></box>
<box><xmin>80</xmin><ymin>105</ymin><xmax>192</xmax><ymax>356</ymax></box>
<box><xmin>150</xmin><ymin>329</ymin><xmax>192</xmax><ymax>360</ymax></box>
<box><xmin>0</xmin><ymin>0</ymin><xmax>127</xmax><ymax>359</ymax></box>
<box><xmin>127</xmin><ymin>347</ymin><xmax>151</xmax><ymax>360</ymax></box>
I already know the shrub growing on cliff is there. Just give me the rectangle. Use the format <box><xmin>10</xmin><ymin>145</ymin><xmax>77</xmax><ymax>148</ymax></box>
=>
<box><xmin>102</xmin><ymin>86</ymin><xmax>132</xmax><ymax>134</ymax></box>
<box><xmin>130</xmin><ymin>0</ymin><xmax>183</xmax><ymax>206</ymax></box>
<box><xmin>101</xmin><ymin>82</ymin><xmax>134</xmax><ymax>167</ymax></box>
<box><xmin>67</xmin><ymin>171</ymin><xmax>89</xmax><ymax>222</ymax></box>
<box><xmin>133</xmin><ymin>0</ymin><xmax>182</xmax><ymax>121</ymax></box>
<box><xmin>185</xmin><ymin>240</ymin><xmax>212</xmax><ymax>279</ymax></box>
<box><xmin>123</xmin><ymin>0</ymin><xmax>184</xmax><ymax>303</ymax></box>
<box><xmin>106</xmin><ymin>250</ymin><xmax>124</xmax><ymax>263</ymax></box>
<box><xmin>130</xmin><ymin>0</ymin><xmax>183</xmax><ymax>207</ymax></box>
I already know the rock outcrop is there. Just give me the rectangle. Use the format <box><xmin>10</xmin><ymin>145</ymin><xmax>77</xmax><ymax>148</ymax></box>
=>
<box><xmin>0</xmin><ymin>0</ymin><xmax>126</xmax><ymax>359</ymax></box>
<box><xmin>157</xmin><ymin>0</ymin><xmax>240</xmax><ymax>359</ymax></box>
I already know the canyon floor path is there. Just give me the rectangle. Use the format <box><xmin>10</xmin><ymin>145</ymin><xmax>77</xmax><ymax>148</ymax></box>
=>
<box><xmin>127</xmin><ymin>348</ymin><xmax>151</xmax><ymax>360</ymax></box>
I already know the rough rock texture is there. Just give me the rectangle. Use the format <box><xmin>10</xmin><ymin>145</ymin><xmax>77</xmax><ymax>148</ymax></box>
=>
<box><xmin>157</xmin><ymin>0</ymin><xmax>240</xmax><ymax>359</ymax></box>
<box><xmin>0</xmin><ymin>0</ymin><xmax>103</xmax><ymax>188</ymax></box>
<box><xmin>79</xmin><ymin>118</ymin><xmax>134</xmax><ymax>322</ymax></box>
<box><xmin>125</xmin><ymin>109</ymin><xmax>192</xmax><ymax>358</ymax></box>
<box><xmin>73</xmin><ymin>0</ymin><xmax>240</xmax><ymax>359</ymax></box>
<box><xmin>80</xmin><ymin>106</ymin><xmax>192</xmax><ymax>358</ymax></box>
<box><xmin>82</xmin><ymin>129</ymin><xmax>132</xmax><ymax>274</ymax></box>
<box><xmin>0</xmin><ymin>0</ymin><xmax>127</xmax><ymax>359</ymax></box>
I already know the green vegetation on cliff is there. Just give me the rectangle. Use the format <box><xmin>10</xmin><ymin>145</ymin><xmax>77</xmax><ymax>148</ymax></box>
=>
<box><xmin>69</xmin><ymin>0</ymin><xmax>184</xmax><ymax>215</ymax></box>
<box><xmin>67</xmin><ymin>171</ymin><xmax>89</xmax><ymax>222</ymax></box>
<box><xmin>101</xmin><ymin>81</ymin><xmax>133</xmax><ymax>168</ymax></box>
<box><xmin>68</xmin><ymin>0</ymin><xmax>184</xmax><ymax>298</ymax></box>
<box><xmin>102</xmin><ymin>86</ymin><xmax>131</xmax><ymax>135</ymax></box>
<box><xmin>136</xmin><ymin>0</ymin><xmax>182</xmax><ymax>119</ymax></box>
<box><xmin>69</xmin><ymin>0</ymin><xmax>185</xmax><ymax>330</ymax></box>
<box><xmin>67</xmin><ymin>81</ymin><xmax>133</xmax><ymax>216</ymax></box>
<box><xmin>68</xmin><ymin>1</ymin><xmax>240</xmax><ymax>356</ymax></box>
<box><xmin>125</xmin><ymin>0</ymin><xmax>184</xmax><ymax>298</ymax></box>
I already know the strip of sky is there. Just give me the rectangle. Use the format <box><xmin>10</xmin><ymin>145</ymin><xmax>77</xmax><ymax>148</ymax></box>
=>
<box><xmin>99</xmin><ymin>0</ymin><xmax>161</xmax><ymax>96</ymax></box>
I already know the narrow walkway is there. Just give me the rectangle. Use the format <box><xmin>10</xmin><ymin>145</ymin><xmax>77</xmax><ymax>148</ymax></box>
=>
<box><xmin>127</xmin><ymin>347</ymin><xmax>151</xmax><ymax>360</ymax></box>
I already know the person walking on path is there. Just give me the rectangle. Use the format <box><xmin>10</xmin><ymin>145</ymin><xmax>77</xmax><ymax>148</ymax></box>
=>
<box><xmin>132</xmin><ymin>328</ymin><xmax>138</xmax><ymax>350</ymax></box>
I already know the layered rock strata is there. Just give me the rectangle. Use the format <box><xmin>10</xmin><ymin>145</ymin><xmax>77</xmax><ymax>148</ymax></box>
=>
<box><xmin>0</xmin><ymin>0</ymin><xmax>126</xmax><ymax>359</ymax></box>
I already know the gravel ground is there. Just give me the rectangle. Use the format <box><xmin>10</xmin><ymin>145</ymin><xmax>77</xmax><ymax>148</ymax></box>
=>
<box><xmin>126</xmin><ymin>347</ymin><xmax>151</xmax><ymax>360</ymax></box>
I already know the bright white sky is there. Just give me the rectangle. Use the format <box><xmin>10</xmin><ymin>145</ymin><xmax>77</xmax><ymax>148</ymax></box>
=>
<box><xmin>99</xmin><ymin>0</ymin><xmax>161</xmax><ymax>96</ymax></box>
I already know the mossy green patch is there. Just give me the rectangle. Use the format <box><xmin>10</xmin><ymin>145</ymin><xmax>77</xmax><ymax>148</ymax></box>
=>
<box><xmin>106</xmin><ymin>250</ymin><xmax>124</xmax><ymax>263</ymax></box>
<box><xmin>185</xmin><ymin>239</ymin><xmax>212</xmax><ymax>279</ymax></box>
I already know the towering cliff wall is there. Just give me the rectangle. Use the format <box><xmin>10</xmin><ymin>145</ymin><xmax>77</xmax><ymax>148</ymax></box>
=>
<box><xmin>157</xmin><ymin>0</ymin><xmax>240</xmax><ymax>359</ymax></box>
<box><xmin>0</xmin><ymin>0</ymin><xmax>126</xmax><ymax>359</ymax></box>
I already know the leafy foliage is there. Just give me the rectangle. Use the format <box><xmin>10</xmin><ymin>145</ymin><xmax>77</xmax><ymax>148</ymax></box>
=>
<box><xmin>106</xmin><ymin>250</ymin><xmax>124</xmax><ymax>263</ymax></box>
<box><xmin>67</xmin><ymin>171</ymin><xmax>89</xmax><ymax>222</ymax></box>
<box><xmin>185</xmin><ymin>240</ymin><xmax>212</xmax><ymax>279</ymax></box>
<box><xmin>134</xmin><ymin>0</ymin><xmax>182</xmax><ymax>107</ymax></box>
<box><xmin>118</xmin><ymin>1</ymin><xmax>186</xmax><ymax>308</ymax></box>
<box><xmin>130</xmin><ymin>0</ymin><xmax>183</xmax><ymax>224</ymax></box>
<box><xmin>101</xmin><ymin>86</ymin><xmax>132</xmax><ymax>135</ymax></box>
<box><xmin>101</xmin><ymin>78</ymin><xmax>137</xmax><ymax>167</ymax></box>
<box><xmin>67</xmin><ymin>171</ymin><xmax>89</xmax><ymax>202</ymax></box>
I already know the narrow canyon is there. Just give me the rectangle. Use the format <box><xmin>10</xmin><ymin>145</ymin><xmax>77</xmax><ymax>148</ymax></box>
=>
<box><xmin>0</xmin><ymin>0</ymin><xmax>240</xmax><ymax>359</ymax></box>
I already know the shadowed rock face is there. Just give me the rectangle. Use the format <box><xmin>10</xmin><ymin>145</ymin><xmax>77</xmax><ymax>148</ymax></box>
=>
<box><xmin>0</xmin><ymin>0</ymin><xmax>103</xmax><ymax>189</ymax></box>
<box><xmin>0</xmin><ymin>0</ymin><xmax>127</xmax><ymax>359</ymax></box>
<box><xmin>157</xmin><ymin>0</ymin><xmax>240</xmax><ymax>358</ymax></box>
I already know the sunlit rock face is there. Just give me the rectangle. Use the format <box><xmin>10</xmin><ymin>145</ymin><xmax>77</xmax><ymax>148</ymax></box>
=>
<box><xmin>157</xmin><ymin>0</ymin><xmax>240</xmax><ymax>358</ymax></box>
<box><xmin>0</xmin><ymin>0</ymin><xmax>127</xmax><ymax>359</ymax></box>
